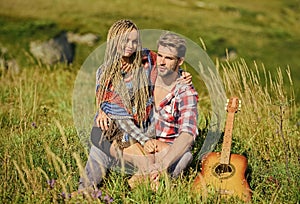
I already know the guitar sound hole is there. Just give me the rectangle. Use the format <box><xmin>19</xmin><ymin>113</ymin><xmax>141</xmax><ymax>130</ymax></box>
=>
<box><xmin>214</xmin><ymin>164</ymin><xmax>234</xmax><ymax>178</ymax></box>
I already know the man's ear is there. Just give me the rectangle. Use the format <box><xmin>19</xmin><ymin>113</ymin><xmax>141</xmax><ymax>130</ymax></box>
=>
<box><xmin>178</xmin><ymin>57</ymin><xmax>184</xmax><ymax>66</ymax></box>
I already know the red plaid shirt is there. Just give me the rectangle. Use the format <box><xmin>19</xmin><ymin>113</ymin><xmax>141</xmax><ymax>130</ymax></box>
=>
<box><xmin>155</xmin><ymin>84</ymin><xmax>198</xmax><ymax>143</ymax></box>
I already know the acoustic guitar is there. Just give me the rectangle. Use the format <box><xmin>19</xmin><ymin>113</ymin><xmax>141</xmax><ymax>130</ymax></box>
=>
<box><xmin>193</xmin><ymin>97</ymin><xmax>251</xmax><ymax>202</ymax></box>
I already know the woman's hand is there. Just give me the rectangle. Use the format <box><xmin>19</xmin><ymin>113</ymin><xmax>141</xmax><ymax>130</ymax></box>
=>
<box><xmin>177</xmin><ymin>71</ymin><xmax>192</xmax><ymax>85</ymax></box>
<box><xmin>96</xmin><ymin>109</ymin><xmax>110</xmax><ymax>130</ymax></box>
<box><xmin>110</xmin><ymin>140</ymin><xmax>120</xmax><ymax>158</ymax></box>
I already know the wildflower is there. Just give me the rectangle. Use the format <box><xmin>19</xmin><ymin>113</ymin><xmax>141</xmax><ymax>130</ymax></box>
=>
<box><xmin>91</xmin><ymin>189</ymin><xmax>102</xmax><ymax>199</ymax></box>
<box><xmin>31</xmin><ymin>122</ymin><xmax>37</xmax><ymax>128</ymax></box>
<box><xmin>47</xmin><ymin>179</ymin><xmax>55</xmax><ymax>189</ymax></box>
<box><xmin>103</xmin><ymin>194</ymin><xmax>114</xmax><ymax>203</ymax></box>
<box><xmin>61</xmin><ymin>192</ymin><xmax>71</xmax><ymax>199</ymax></box>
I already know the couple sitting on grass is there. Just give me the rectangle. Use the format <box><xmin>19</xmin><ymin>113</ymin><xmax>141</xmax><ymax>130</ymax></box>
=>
<box><xmin>77</xmin><ymin>19</ymin><xmax>199</xmax><ymax>194</ymax></box>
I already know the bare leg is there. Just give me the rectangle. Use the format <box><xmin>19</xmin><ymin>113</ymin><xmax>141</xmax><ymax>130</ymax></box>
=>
<box><xmin>122</xmin><ymin>143</ymin><xmax>155</xmax><ymax>174</ymax></box>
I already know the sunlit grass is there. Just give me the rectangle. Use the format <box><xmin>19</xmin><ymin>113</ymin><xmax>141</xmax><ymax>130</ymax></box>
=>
<box><xmin>0</xmin><ymin>0</ymin><xmax>299</xmax><ymax>202</ymax></box>
<box><xmin>0</xmin><ymin>57</ymin><xmax>298</xmax><ymax>203</ymax></box>
<box><xmin>220</xmin><ymin>59</ymin><xmax>299</xmax><ymax>203</ymax></box>
<box><xmin>0</xmin><ymin>0</ymin><xmax>299</xmax><ymax>87</ymax></box>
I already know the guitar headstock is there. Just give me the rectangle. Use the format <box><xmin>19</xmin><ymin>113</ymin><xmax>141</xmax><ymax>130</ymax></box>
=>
<box><xmin>225</xmin><ymin>97</ymin><xmax>241</xmax><ymax>113</ymax></box>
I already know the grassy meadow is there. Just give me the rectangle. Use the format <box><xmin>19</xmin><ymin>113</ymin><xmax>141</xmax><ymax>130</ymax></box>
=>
<box><xmin>0</xmin><ymin>0</ymin><xmax>299</xmax><ymax>203</ymax></box>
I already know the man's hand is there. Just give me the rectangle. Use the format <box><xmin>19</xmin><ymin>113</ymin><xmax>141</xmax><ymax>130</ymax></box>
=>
<box><xmin>147</xmin><ymin>163</ymin><xmax>169</xmax><ymax>191</ymax></box>
<box><xmin>144</xmin><ymin>139</ymin><xmax>157</xmax><ymax>153</ymax></box>
<box><xmin>144</xmin><ymin>139</ymin><xmax>169</xmax><ymax>153</ymax></box>
<box><xmin>96</xmin><ymin>109</ymin><xmax>110</xmax><ymax>130</ymax></box>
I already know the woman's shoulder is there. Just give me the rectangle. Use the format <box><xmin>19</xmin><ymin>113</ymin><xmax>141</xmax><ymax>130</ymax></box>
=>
<box><xmin>142</xmin><ymin>48</ymin><xmax>157</xmax><ymax>67</ymax></box>
<box><xmin>96</xmin><ymin>64</ymin><xmax>105</xmax><ymax>80</ymax></box>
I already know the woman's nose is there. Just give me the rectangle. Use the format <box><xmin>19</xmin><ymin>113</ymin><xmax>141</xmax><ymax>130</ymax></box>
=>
<box><xmin>126</xmin><ymin>41</ymin><xmax>133</xmax><ymax>48</ymax></box>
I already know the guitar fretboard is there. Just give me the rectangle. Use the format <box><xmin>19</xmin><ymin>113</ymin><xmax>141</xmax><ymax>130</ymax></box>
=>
<box><xmin>220</xmin><ymin>111</ymin><xmax>235</xmax><ymax>164</ymax></box>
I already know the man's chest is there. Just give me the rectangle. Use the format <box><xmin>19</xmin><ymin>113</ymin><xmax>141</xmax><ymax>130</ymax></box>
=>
<box><xmin>153</xmin><ymin>88</ymin><xmax>170</xmax><ymax>110</ymax></box>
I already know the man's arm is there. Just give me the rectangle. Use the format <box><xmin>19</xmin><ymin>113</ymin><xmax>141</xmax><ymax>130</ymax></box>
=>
<box><xmin>152</xmin><ymin>86</ymin><xmax>198</xmax><ymax>171</ymax></box>
<box><xmin>157</xmin><ymin>132</ymin><xmax>194</xmax><ymax>170</ymax></box>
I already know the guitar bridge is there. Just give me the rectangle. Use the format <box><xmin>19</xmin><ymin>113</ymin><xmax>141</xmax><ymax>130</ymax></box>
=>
<box><xmin>219</xmin><ymin>189</ymin><xmax>235</xmax><ymax>195</ymax></box>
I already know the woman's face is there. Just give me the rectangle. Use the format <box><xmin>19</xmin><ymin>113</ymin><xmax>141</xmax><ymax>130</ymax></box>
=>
<box><xmin>122</xmin><ymin>29</ymin><xmax>139</xmax><ymax>57</ymax></box>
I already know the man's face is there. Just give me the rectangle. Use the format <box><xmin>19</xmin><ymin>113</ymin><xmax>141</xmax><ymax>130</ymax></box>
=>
<box><xmin>156</xmin><ymin>45</ymin><xmax>182</xmax><ymax>77</ymax></box>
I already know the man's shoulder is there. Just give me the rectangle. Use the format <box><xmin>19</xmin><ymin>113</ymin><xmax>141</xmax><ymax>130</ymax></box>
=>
<box><xmin>176</xmin><ymin>84</ymin><xmax>198</xmax><ymax>96</ymax></box>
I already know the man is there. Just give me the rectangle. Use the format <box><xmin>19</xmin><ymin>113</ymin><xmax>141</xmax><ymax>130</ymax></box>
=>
<box><xmin>146</xmin><ymin>32</ymin><xmax>198</xmax><ymax>176</ymax></box>
<box><xmin>127</xmin><ymin>32</ymin><xmax>199</xmax><ymax>186</ymax></box>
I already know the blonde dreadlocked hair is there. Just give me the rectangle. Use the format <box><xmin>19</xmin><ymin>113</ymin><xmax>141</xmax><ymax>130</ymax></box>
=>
<box><xmin>97</xmin><ymin>19</ymin><xmax>150</xmax><ymax>125</ymax></box>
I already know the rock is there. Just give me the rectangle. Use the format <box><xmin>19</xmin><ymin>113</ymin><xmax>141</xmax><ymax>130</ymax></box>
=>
<box><xmin>0</xmin><ymin>58</ymin><xmax>20</xmax><ymax>74</ymax></box>
<box><xmin>0</xmin><ymin>45</ymin><xmax>20</xmax><ymax>74</ymax></box>
<box><xmin>227</xmin><ymin>50</ymin><xmax>237</xmax><ymax>61</ymax></box>
<box><xmin>6</xmin><ymin>59</ymin><xmax>20</xmax><ymax>73</ymax></box>
<box><xmin>29</xmin><ymin>32</ymin><xmax>74</xmax><ymax>65</ymax></box>
<box><xmin>67</xmin><ymin>32</ymin><xmax>99</xmax><ymax>46</ymax></box>
<box><xmin>220</xmin><ymin>49</ymin><xmax>238</xmax><ymax>61</ymax></box>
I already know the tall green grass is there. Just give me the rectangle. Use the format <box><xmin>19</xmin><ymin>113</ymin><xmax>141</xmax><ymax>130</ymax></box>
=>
<box><xmin>0</xmin><ymin>56</ymin><xmax>298</xmax><ymax>203</ymax></box>
<box><xmin>221</xmin><ymin>59</ymin><xmax>299</xmax><ymax>203</ymax></box>
<box><xmin>0</xmin><ymin>1</ymin><xmax>299</xmax><ymax>202</ymax></box>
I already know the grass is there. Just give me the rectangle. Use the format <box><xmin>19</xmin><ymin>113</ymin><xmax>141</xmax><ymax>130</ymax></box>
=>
<box><xmin>0</xmin><ymin>0</ymin><xmax>299</xmax><ymax>90</ymax></box>
<box><xmin>0</xmin><ymin>0</ymin><xmax>299</xmax><ymax>203</ymax></box>
<box><xmin>0</xmin><ymin>56</ymin><xmax>299</xmax><ymax>203</ymax></box>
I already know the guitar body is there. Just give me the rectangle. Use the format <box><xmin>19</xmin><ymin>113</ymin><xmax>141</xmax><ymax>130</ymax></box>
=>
<box><xmin>193</xmin><ymin>152</ymin><xmax>251</xmax><ymax>202</ymax></box>
<box><xmin>193</xmin><ymin>97</ymin><xmax>252</xmax><ymax>202</ymax></box>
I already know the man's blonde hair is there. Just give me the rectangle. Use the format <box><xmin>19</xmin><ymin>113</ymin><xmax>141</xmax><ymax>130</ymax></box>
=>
<box><xmin>157</xmin><ymin>32</ymin><xmax>186</xmax><ymax>58</ymax></box>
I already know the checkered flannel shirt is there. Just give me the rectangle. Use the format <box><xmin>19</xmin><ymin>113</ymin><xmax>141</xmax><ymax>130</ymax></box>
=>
<box><xmin>154</xmin><ymin>83</ymin><xmax>199</xmax><ymax>143</ymax></box>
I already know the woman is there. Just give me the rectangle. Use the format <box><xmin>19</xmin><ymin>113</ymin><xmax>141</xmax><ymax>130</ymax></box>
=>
<box><xmin>94</xmin><ymin>19</ymin><xmax>156</xmax><ymax>148</ymax></box>
<box><xmin>78</xmin><ymin>19</ymin><xmax>157</xmax><ymax>191</ymax></box>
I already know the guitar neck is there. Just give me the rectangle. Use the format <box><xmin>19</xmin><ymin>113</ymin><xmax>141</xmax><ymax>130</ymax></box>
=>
<box><xmin>220</xmin><ymin>112</ymin><xmax>235</xmax><ymax>164</ymax></box>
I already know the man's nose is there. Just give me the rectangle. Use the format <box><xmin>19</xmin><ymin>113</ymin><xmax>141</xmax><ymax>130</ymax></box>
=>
<box><xmin>159</xmin><ymin>57</ymin><xmax>166</xmax><ymax>64</ymax></box>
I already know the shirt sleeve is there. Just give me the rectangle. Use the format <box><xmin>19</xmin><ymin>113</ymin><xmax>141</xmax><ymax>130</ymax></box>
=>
<box><xmin>114</xmin><ymin>119</ymin><xmax>152</xmax><ymax>146</ymax></box>
<box><xmin>95</xmin><ymin>66</ymin><xmax>102</xmax><ymax>91</ymax></box>
<box><xmin>178</xmin><ymin>86</ymin><xmax>199</xmax><ymax>139</ymax></box>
